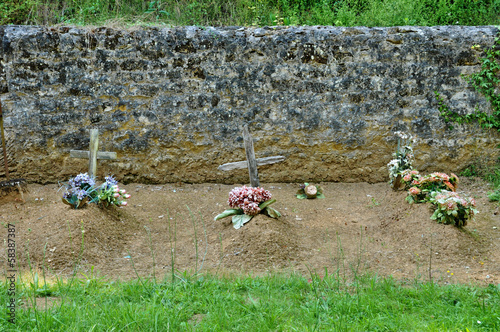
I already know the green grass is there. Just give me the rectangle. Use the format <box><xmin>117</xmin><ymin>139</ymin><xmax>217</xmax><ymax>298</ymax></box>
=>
<box><xmin>1</xmin><ymin>271</ymin><xmax>499</xmax><ymax>331</ymax></box>
<box><xmin>1</xmin><ymin>0</ymin><xmax>499</xmax><ymax>27</ymax></box>
<box><xmin>459</xmin><ymin>155</ymin><xmax>500</xmax><ymax>201</ymax></box>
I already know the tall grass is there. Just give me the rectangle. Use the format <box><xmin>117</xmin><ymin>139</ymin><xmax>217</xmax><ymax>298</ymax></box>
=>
<box><xmin>1</xmin><ymin>0</ymin><xmax>499</xmax><ymax>27</ymax></box>
<box><xmin>1</xmin><ymin>271</ymin><xmax>499</xmax><ymax>330</ymax></box>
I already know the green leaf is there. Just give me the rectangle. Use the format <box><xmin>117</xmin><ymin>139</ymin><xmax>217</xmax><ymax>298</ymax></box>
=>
<box><xmin>232</xmin><ymin>214</ymin><xmax>253</xmax><ymax>229</ymax></box>
<box><xmin>259</xmin><ymin>199</ymin><xmax>276</xmax><ymax>209</ymax></box>
<box><xmin>316</xmin><ymin>193</ymin><xmax>325</xmax><ymax>199</ymax></box>
<box><xmin>264</xmin><ymin>207</ymin><xmax>281</xmax><ymax>219</ymax></box>
<box><xmin>296</xmin><ymin>193</ymin><xmax>308</xmax><ymax>199</ymax></box>
<box><xmin>214</xmin><ymin>209</ymin><xmax>242</xmax><ymax>221</ymax></box>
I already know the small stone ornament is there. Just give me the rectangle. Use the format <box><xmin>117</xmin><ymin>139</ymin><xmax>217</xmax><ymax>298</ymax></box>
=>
<box><xmin>296</xmin><ymin>183</ymin><xmax>325</xmax><ymax>199</ymax></box>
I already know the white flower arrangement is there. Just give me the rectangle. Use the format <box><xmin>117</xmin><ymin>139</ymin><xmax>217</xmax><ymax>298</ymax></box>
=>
<box><xmin>387</xmin><ymin>132</ymin><xmax>415</xmax><ymax>185</ymax></box>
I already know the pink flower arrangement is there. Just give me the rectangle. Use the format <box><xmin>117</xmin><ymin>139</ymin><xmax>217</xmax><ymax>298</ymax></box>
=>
<box><xmin>228</xmin><ymin>186</ymin><xmax>272</xmax><ymax>216</ymax></box>
<box><xmin>429</xmin><ymin>190</ymin><xmax>478</xmax><ymax>227</ymax></box>
<box><xmin>405</xmin><ymin>171</ymin><xmax>460</xmax><ymax>204</ymax></box>
<box><xmin>401</xmin><ymin>169</ymin><xmax>420</xmax><ymax>187</ymax></box>
<box><xmin>95</xmin><ymin>181</ymin><xmax>130</xmax><ymax>208</ymax></box>
<box><xmin>216</xmin><ymin>186</ymin><xmax>281</xmax><ymax>229</ymax></box>
<box><xmin>408</xmin><ymin>187</ymin><xmax>421</xmax><ymax>196</ymax></box>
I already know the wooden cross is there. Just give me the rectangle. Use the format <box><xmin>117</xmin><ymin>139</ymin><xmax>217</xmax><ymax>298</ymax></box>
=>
<box><xmin>218</xmin><ymin>125</ymin><xmax>285</xmax><ymax>187</ymax></box>
<box><xmin>70</xmin><ymin>129</ymin><xmax>117</xmax><ymax>178</ymax></box>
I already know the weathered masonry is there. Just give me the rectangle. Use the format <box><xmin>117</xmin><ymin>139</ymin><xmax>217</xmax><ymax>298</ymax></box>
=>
<box><xmin>0</xmin><ymin>25</ymin><xmax>498</xmax><ymax>184</ymax></box>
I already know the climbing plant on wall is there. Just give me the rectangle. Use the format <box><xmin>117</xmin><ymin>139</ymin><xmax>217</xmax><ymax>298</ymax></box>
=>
<box><xmin>436</xmin><ymin>32</ymin><xmax>500</xmax><ymax>131</ymax></box>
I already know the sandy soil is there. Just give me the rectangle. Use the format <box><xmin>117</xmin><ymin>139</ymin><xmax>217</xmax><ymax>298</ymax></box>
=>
<box><xmin>1</xmin><ymin>178</ymin><xmax>499</xmax><ymax>284</ymax></box>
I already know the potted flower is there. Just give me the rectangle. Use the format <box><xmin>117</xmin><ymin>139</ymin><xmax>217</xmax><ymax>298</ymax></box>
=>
<box><xmin>215</xmin><ymin>186</ymin><xmax>281</xmax><ymax>229</ymax></box>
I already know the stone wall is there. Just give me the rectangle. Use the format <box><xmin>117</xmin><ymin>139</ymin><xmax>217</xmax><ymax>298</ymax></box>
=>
<box><xmin>0</xmin><ymin>25</ymin><xmax>498</xmax><ymax>184</ymax></box>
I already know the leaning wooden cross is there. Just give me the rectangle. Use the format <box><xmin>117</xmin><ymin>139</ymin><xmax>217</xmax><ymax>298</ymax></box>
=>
<box><xmin>70</xmin><ymin>129</ymin><xmax>117</xmax><ymax>178</ymax></box>
<box><xmin>218</xmin><ymin>125</ymin><xmax>285</xmax><ymax>187</ymax></box>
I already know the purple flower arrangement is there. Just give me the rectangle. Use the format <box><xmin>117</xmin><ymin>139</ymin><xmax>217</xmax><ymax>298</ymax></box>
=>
<box><xmin>61</xmin><ymin>173</ymin><xmax>130</xmax><ymax>209</ymax></box>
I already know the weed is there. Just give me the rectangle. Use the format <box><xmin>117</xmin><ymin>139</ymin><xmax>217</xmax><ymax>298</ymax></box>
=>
<box><xmin>368</xmin><ymin>197</ymin><xmax>380</xmax><ymax>207</ymax></box>
<box><xmin>461</xmin><ymin>164</ymin><xmax>480</xmax><ymax>177</ymax></box>
<box><xmin>1</xmin><ymin>0</ymin><xmax>498</xmax><ymax>26</ymax></box>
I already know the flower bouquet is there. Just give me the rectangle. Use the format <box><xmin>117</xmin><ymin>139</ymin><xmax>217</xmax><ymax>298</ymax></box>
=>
<box><xmin>404</xmin><ymin>171</ymin><xmax>459</xmax><ymax>204</ymax></box>
<box><xmin>296</xmin><ymin>183</ymin><xmax>325</xmax><ymax>199</ymax></box>
<box><xmin>387</xmin><ymin>132</ymin><xmax>415</xmax><ymax>190</ymax></box>
<box><xmin>400</xmin><ymin>170</ymin><xmax>421</xmax><ymax>190</ymax></box>
<box><xmin>94</xmin><ymin>176</ymin><xmax>130</xmax><ymax>208</ymax></box>
<box><xmin>61</xmin><ymin>174</ymin><xmax>130</xmax><ymax>209</ymax></box>
<box><xmin>214</xmin><ymin>186</ymin><xmax>281</xmax><ymax>229</ymax></box>
<box><xmin>429</xmin><ymin>190</ymin><xmax>478</xmax><ymax>227</ymax></box>
<box><xmin>61</xmin><ymin>173</ymin><xmax>96</xmax><ymax>209</ymax></box>
<box><xmin>405</xmin><ymin>186</ymin><xmax>427</xmax><ymax>204</ymax></box>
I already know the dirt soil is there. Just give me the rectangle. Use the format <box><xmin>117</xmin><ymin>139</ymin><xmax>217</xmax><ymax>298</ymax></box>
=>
<box><xmin>1</xmin><ymin>179</ymin><xmax>499</xmax><ymax>285</ymax></box>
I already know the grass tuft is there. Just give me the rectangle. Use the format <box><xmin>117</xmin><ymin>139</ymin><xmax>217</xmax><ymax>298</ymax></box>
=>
<box><xmin>1</xmin><ymin>271</ymin><xmax>499</xmax><ymax>330</ymax></box>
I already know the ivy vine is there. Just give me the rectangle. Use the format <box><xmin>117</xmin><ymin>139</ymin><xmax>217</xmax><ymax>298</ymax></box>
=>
<box><xmin>436</xmin><ymin>31</ymin><xmax>500</xmax><ymax>130</ymax></box>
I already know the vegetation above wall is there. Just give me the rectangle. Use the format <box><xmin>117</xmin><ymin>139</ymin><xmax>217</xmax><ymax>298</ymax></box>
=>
<box><xmin>1</xmin><ymin>0</ymin><xmax>499</xmax><ymax>27</ymax></box>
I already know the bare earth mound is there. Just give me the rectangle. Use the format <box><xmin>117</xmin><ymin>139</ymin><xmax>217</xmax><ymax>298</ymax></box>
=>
<box><xmin>1</xmin><ymin>179</ymin><xmax>499</xmax><ymax>284</ymax></box>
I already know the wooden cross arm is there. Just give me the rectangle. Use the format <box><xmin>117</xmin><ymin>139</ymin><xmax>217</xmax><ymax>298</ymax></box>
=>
<box><xmin>218</xmin><ymin>156</ymin><xmax>285</xmax><ymax>171</ymax></box>
<box><xmin>70</xmin><ymin>150</ymin><xmax>117</xmax><ymax>160</ymax></box>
